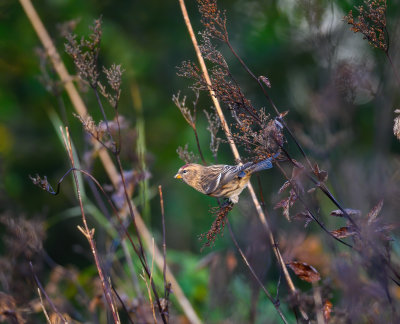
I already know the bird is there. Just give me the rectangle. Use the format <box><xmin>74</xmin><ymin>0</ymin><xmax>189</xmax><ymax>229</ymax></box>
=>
<box><xmin>174</xmin><ymin>154</ymin><xmax>278</xmax><ymax>204</ymax></box>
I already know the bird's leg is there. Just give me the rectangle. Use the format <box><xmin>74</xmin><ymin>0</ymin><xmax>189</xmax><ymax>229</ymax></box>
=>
<box><xmin>221</xmin><ymin>198</ymin><xmax>234</xmax><ymax>208</ymax></box>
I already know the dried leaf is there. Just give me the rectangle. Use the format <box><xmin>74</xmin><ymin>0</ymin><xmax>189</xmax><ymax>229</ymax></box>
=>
<box><xmin>274</xmin><ymin>197</ymin><xmax>290</xmax><ymax>221</ymax></box>
<box><xmin>258</xmin><ymin>75</ymin><xmax>271</xmax><ymax>88</ymax></box>
<box><xmin>323</xmin><ymin>300</ymin><xmax>333</xmax><ymax>322</ymax></box>
<box><xmin>279</xmin><ymin>110</ymin><xmax>289</xmax><ymax>119</ymax></box>
<box><xmin>293</xmin><ymin>211</ymin><xmax>313</xmax><ymax>228</ymax></box>
<box><xmin>330</xmin><ymin>208</ymin><xmax>361</xmax><ymax>218</ymax></box>
<box><xmin>30</xmin><ymin>174</ymin><xmax>56</xmax><ymax>194</ymax></box>
<box><xmin>287</xmin><ymin>261</ymin><xmax>321</xmax><ymax>283</ymax></box>
<box><xmin>278</xmin><ymin>180</ymin><xmax>290</xmax><ymax>194</ymax></box>
<box><xmin>367</xmin><ymin>199</ymin><xmax>384</xmax><ymax>224</ymax></box>
<box><xmin>330</xmin><ymin>226</ymin><xmax>357</xmax><ymax>239</ymax></box>
<box><xmin>313</xmin><ymin>163</ymin><xmax>328</xmax><ymax>182</ymax></box>
<box><xmin>275</xmin><ymin>188</ymin><xmax>298</xmax><ymax>221</ymax></box>
<box><xmin>394</xmin><ymin>114</ymin><xmax>400</xmax><ymax>140</ymax></box>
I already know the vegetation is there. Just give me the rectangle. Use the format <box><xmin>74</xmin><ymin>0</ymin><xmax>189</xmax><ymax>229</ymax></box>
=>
<box><xmin>0</xmin><ymin>0</ymin><xmax>399</xmax><ymax>323</ymax></box>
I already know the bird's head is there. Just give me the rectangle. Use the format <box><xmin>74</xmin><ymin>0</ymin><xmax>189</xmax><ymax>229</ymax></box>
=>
<box><xmin>174</xmin><ymin>164</ymin><xmax>200</xmax><ymax>186</ymax></box>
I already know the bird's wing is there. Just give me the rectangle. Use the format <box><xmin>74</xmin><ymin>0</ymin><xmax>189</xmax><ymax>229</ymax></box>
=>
<box><xmin>201</xmin><ymin>163</ymin><xmax>253</xmax><ymax>194</ymax></box>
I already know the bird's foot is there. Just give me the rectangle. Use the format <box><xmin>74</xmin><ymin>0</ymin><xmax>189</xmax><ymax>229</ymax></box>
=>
<box><xmin>221</xmin><ymin>199</ymin><xmax>234</xmax><ymax>208</ymax></box>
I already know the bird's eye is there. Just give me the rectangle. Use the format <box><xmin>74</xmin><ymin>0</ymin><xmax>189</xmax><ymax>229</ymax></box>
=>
<box><xmin>182</xmin><ymin>170</ymin><xmax>188</xmax><ymax>174</ymax></box>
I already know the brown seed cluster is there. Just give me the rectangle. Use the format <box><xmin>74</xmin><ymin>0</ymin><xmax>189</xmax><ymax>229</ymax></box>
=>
<box><xmin>344</xmin><ymin>0</ymin><xmax>388</xmax><ymax>52</ymax></box>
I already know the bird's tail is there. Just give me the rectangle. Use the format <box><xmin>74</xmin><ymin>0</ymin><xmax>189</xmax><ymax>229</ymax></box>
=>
<box><xmin>250</xmin><ymin>153</ymin><xmax>280</xmax><ymax>173</ymax></box>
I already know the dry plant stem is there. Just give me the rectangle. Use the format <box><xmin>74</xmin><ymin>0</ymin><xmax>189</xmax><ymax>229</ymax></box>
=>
<box><xmin>159</xmin><ymin>185</ymin><xmax>169</xmax><ymax>299</ymax></box>
<box><xmin>114</xmin><ymin>156</ymin><xmax>168</xmax><ymax>324</ymax></box>
<box><xmin>93</xmin><ymin>87</ymin><xmax>113</xmax><ymax>141</ymax></box>
<box><xmin>385</xmin><ymin>52</ymin><xmax>400</xmax><ymax>88</ymax></box>
<box><xmin>61</xmin><ymin>127</ymin><xmax>120</xmax><ymax>324</ymax></box>
<box><xmin>133</xmin><ymin>203</ymin><xmax>202</xmax><ymax>324</ymax></box>
<box><xmin>194</xmin><ymin>127</ymin><xmax>207</xmax><ymax>164</ymax></box>
<box><xmin>178</xmin><ymin>0</ymin><xmax>240</xmax><ymax>160</ymax></box>
<box><xmin>37</xmin><ymin>288</ymin><xmax>51</xmax><ymax>324</ymax></box>
<box><xmin>226</xmin><ymin>220</ymin><xmax>288</xmax><ymax>324</ymax></box>
<box><xmin>178</xmin><ymin>0</ymin><xmax>308</xmax><ymax>321</ymax></box>
<box><xmin>30</xmin><ymin>262</ymin><xmax>67</xmax><ymax>324</ymax></box>
<box><xmin>149</xmin><ymin>240</ymin><xmax>158</xmax><ymax>324</ymax></box>
<box><xmin>312</xmin><ymin>283</ymin><xmax>324</xmax><ymax>324</ymax></box>
<box><xmin>19</xmin><ymin>1</ymin><xmax>201</xmax><ymax>322</ymax></box>
<box><xmin>112</xmin><ymin>286</ymin><xmax>135</xmax><ymax>324</ymax></box>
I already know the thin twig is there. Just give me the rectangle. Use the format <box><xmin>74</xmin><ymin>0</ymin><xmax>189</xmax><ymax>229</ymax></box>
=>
<box><xmin>114</xmin><ymin>156</ymin><xmax>168</xmax><ymax>324</ymax></box>
<box><xmin>193</xmin><ymin>128</ymin><xmax>207</xmax><ymax>164</ymax></box>
<box><xmin>312</xmin><ymin>283</ymin><xmax>324</xmax><ymax>324</ymax></box>
<box><xmin>386</xmin><ymin>51</ymin><xmax>400</xmax><ymax>88</ymax></box>
<box><xmin>227</xmin><ymin>221</ymin><xmax>288</xmax><ymax>324</ymax></box>
<box><xmin>60</xmin><ymin>127</ymin><xmax>120</xmax><ymax>323</ymax></box>
<box><xmin>112</xmin><ymin>286</ymin><xmax>135</xmax><ymax>324</ymax></box>
<box><xmin>159</xmin><ymin>186</ymin><xmax>169</xmax><ymax>299</ymax></box>
<box><xmin>37</xmin><ymin>288</ymin><xmax>52</xmax><ymax>324</ymax></box>
<box><xmin>30</xmin><ymin>262</ymin><xmax>67</xmax><ymax>324</ymax></box>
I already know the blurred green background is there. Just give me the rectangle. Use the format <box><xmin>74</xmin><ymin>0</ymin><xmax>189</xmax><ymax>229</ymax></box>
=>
<box><xmin>1</xmin><ymin>0</ymin><xmax>400</xmax><ymax>323</ymax></box>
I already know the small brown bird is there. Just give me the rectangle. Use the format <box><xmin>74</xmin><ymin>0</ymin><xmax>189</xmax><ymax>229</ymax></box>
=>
<box><xmin>174</xmin><ymin>155</ymin><xmax>277</xmax><ymax>204</ymax></box>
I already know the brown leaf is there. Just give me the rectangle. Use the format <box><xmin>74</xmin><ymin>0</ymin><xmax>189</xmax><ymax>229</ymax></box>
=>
<box><xmin>258</xmin><ymin>75</ymin><xmax>271</xmax><ymax>88</ymax></box>
<box><xmin>307</xmin><ymin>187</ymin><xmax>316</xmax><ymax>194</ymax></box>
<box><xmin>275</xmin><ymin>189</ymin><xmax>297</xmax><ymax>221</ymax></box>
<box><xmin>394</xmin><ymin>112</ymin><xmax>400</xmax><ymax>140</ymax></box>
<box><xmin>367</xmin><ymin>199</ymin><xmax>384</xmax><ymax>224</ymax></box>
<box><xmin>287</xmin><ymin>261</ymin><xmax>321</xmax><ymax>283</ymax></box>
<box><xmin>274</xmin><ymin>197</ymin><xmax>290</xmax><ymax>221</ymax></box>
<box><xmin>330</xmin><ymin>208</ymin><xmax>361</xmax><ymax>218</ymax></box>
<box><xmin>279</xmin><ymin>110</ymin><xmax>289</xmax><ymax>118</ymax></box>
<box><xmin>313</xmin><ymin>163</ymin><xmax>328</xmax><ymax>182</ymax></box>
<box><xmin>278</xmin><ymin>180</ymin><xmax>290</xmax><ymax>194</ymax></box>
<box><xmin>293</xmin><ymin>211</ymin><xmax>313</xmax><ymax>228</ymax></box>
<box><xmin>323</xmin><ymin>300</ymin><xmax>333</xmax><ymax>322</ymax></box>
<box><xmin>330</xmin><ymin>226</ymin><xmax>357</xmax><ymax>239</ymax></box>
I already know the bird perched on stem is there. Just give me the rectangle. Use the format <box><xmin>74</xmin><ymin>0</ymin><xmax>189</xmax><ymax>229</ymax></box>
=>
<box><xmin>174</xmin><ymin>154</ymin><xmax>279</xmax><ymax>204</ymax></box>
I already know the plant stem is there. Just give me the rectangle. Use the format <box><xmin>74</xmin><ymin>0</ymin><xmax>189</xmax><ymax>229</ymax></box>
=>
<box><xmin>61</xmin><ymin>127</ymin><xmax>120</xmax><ymax>324</ymax></box>
<box><xmin>227</xmin><ymin>220</ymin><xmax>289</xmax><ymax>324</ymax></box>
<box><xmin>385</xmin><ymin>51</ymin><xmax>400</xmax><ymax>88</ymax></box>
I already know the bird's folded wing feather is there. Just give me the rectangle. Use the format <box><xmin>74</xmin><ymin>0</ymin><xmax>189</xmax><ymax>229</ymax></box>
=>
<box><xmin>201</xmin><ymin>162</ymin><xmax>253</xmax><ymax>194</ymax></box>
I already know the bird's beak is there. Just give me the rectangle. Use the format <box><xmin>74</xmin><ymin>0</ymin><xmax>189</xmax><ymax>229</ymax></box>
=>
<box><xmin>174</xmin><ymin>173</ymin><xmax>182</xmax><ymax>179</ymax></box>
